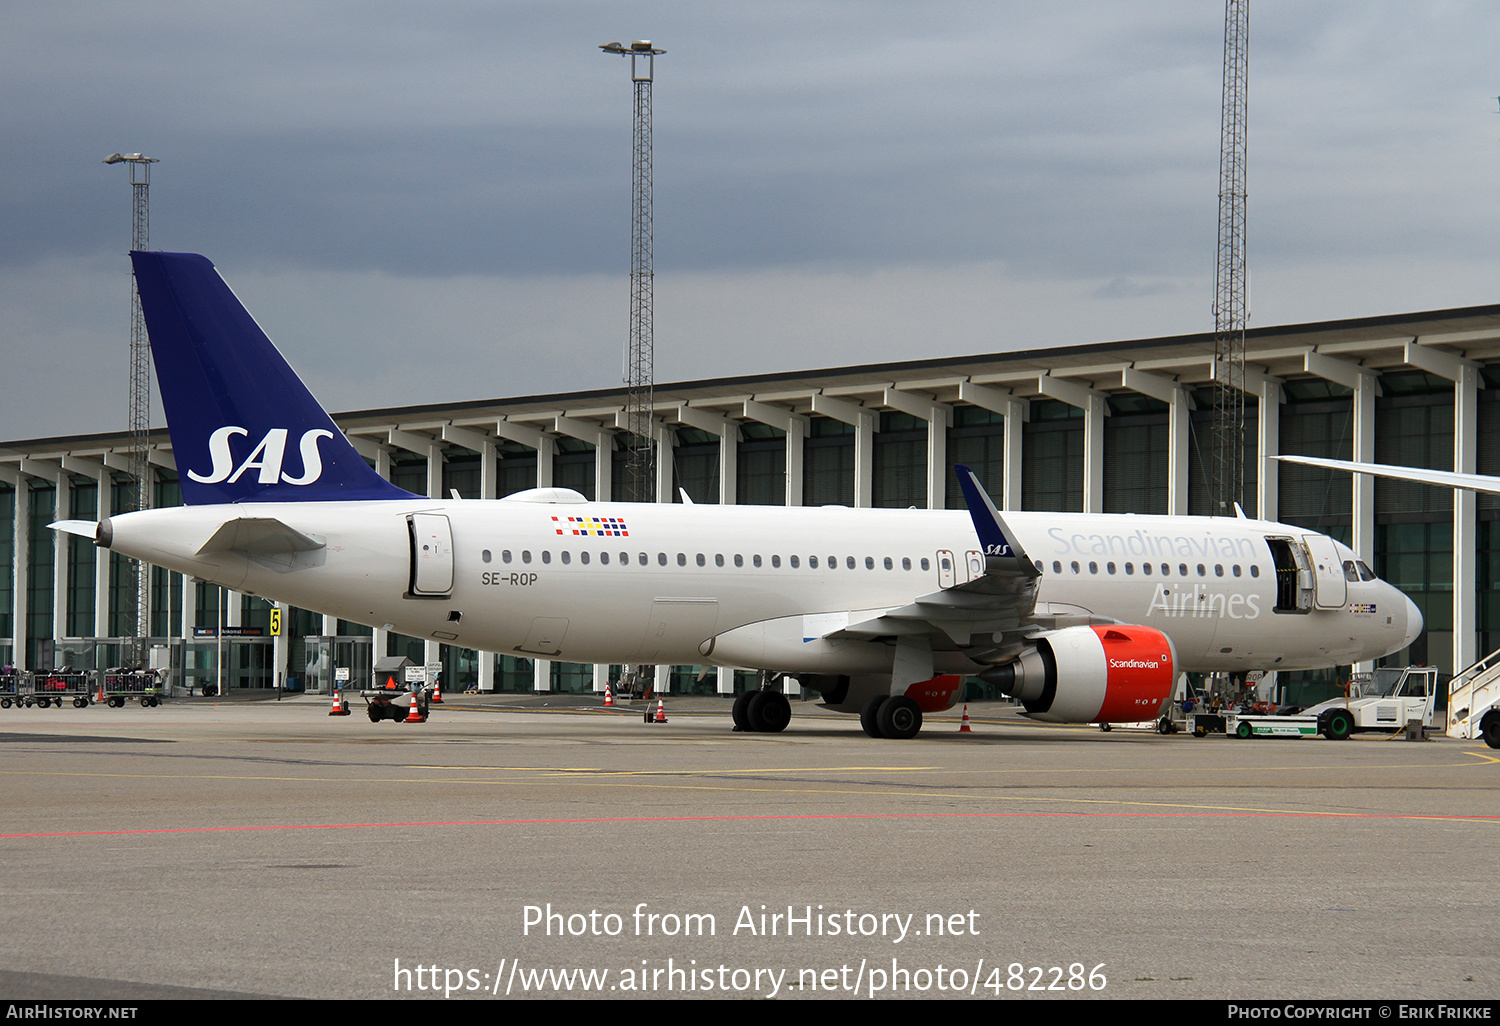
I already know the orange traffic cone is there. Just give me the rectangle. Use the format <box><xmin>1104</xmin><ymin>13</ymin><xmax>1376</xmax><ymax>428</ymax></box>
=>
<box><xmin>959</xmin><ymin>705</ymin><xmax>973</xmax><ymax>733</ymax></box>
<box><xmin>96</xmin><ymin>678</ymin><xmax>105</xmax><ymax>703</ymax></box>
<box><xmin>404</xmin><ymin>693</ymin><xmax>426</xmax><ymax>723</ymax></box>
<box><xmin>329</xmin><ymin>687</ymin><xmax>350</xmax><ymax>716</ymax></box>
<box><xmin>430</xmin><ymin>680</ymin><xmax>443</xmax><ymax>704</ymax></box>
<box><xmin>654</xmin><ymin>697</ymin><xmax>667</xmax><ymax>724</ymax></box>
<box><xmin>603</xmin><ymin>684</ymin><xmax>614</xmax><ymax>707</ymax></box>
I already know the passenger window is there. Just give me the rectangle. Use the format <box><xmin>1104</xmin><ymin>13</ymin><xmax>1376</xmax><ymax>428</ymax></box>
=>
<box><xmin>560</xmin><ymin>551</ymin><xmax>571</xmax><ymax>565</ymax></box>
<box><xmin>522</xmin><ymin>550</ymin><xmax>532</xmax><ymax>564</ymax></box>
<box><xmin>657</xmin><ymin>552</ymin><xmax>667</xmax><ymax>566</ymax></box>
<box><xmin>902</xmin><ymin>557</ymin><xmax>912</xmax><ymax>571</ymax></box>
<box><xmin>481</xmin><ymin>549</ymin><xmax>492</xmax><ymax>563</ymax></box>
<box><xmin>542</xmin><ymin>551</ymin><xmax>551</xmax><ymax>564</ymax></box>
<box><xmin>695</xmin><ymin>553</ymin><xmax>705</xmax><ymax>567</ymax></box>
<box><xmin>502</xmin><ymin>550</ymin><xmax>513</xmax><ymax>563</ymax></box>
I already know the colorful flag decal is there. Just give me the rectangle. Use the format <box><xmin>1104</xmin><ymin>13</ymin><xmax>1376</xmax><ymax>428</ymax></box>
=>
<box><xmin>552</xmin><ymin>515</ymin><xmax>629</xmax><ymax>537</ymax></box>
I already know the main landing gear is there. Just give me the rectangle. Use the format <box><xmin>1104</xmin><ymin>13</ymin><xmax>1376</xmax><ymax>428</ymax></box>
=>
<box><xmin>860</xmin><ymin>695</ymin><xmax>923</xmax><ymax>740</ymax></box>
<box><xmin>732</xmin><ymin>676</ymin><xmax>792</xmax><ymax>734</ymax></box>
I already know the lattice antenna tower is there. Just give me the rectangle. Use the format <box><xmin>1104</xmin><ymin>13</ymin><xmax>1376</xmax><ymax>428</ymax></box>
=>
<box><xmin>103</xmin><ymin>152</ymin><xmax>157</xmax><ymax>663</ymax></box>
<box><xmin>601</xmin><ymin>40</ymin><xmax>664</xmax><ymax>503</ymax></box>
<box><xmin>1212</xmin><ymin>0</ymin><xmax>1249</xmax><ymax>515</ymax></box>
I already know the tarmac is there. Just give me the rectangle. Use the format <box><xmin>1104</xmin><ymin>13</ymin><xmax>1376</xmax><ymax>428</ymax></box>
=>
<box><xmin>0</xmin><ymin>690</ymin><xmax>1496</xmax><ymax>1001</ymax></box>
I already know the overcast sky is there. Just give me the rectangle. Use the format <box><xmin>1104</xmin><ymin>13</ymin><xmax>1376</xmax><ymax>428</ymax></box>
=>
<box><xmin>3</xmin><ymin>1</ymin><xmax>1498</xmax><ymax>442</ymax></box>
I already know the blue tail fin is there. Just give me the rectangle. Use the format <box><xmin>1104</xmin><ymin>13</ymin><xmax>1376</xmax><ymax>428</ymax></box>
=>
<box><xmin>131</xmin><ymin>251</ymin><xmax>416</xmax><ymax>505</ymax></box>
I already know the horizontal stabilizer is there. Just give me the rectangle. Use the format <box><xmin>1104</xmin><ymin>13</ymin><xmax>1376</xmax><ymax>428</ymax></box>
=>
<box><xmin>196</xmin><ymin>517</ymin><xmax>324</xmax><ymax>556</ymax></box>
<box><xmin>48</xmin><ymin>520</ymin><xmax>98</xmax><ymax>541</ymax></box>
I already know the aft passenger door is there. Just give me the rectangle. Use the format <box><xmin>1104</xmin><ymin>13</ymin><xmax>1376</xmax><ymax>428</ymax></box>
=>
<box><xmin>408</xmin><ymin>513</ymin><xmax>454</xmax><ymax>597</ymax></box>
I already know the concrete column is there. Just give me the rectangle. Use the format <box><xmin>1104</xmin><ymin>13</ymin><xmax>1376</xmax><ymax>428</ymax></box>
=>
<box><xmin>1258</xmin><ymin>380</ymin><xmax>1282</xmax><ymax>522</ymax></box>
<box><xmin>52</xmin><ymin>474</ymin><xmax>67</xmax><ymax>641</ymax></box>
<box><xmin>13</xmin><ymin>476</ymin><xmax>28</xmax><ymax>670</ymax></box>
<box><xmin>1118</xmin><ymin>368</ymin><xmax>1192</xmax><ymax>514</ymax></box>
<box><xmin>957</xmin><ymin>381</ymin><xmax>1029</xmax><ymax>511</ymax></box>
<box><xmin>716</xmin><ymin>666</ymin><xmax>732</xmax><ymax>695</ymax></box>
<box><xmin>1303</xmin><ymin>351</ymin><xmax>1380</xmax><ymax>562</ymax></box>
<box><xmin>741</xmin><ymin>400</ymin><xmax>808</xmax><ymax>507</ymax></box>
<box><xmin>1352</xmin><ymin>373</ymin><xmax>1376</xmax><ymax>565</ymax></box>
<box><xmin>1036</xmin><ymin>375</ymin><xmax>1108</xmax><ymax>513</ymax></box>
<box><xmin>883</xmin><ymin>387</ymin><xmax>953</xmax><ymax>509</ymax></box>
<box><xmin>656</xmin><ymin>424</ymin><xmax>675</xmax><ymax>504</ymax></box>
<box><xmin>1454</xmin><ymin>364</ymin><xmax>1479</xmax><ymax>672</ymax></box>
<box><xmin>533</xmin><ymin>658</ymin><xmax>550</xmax><ymax>692</ymax></box>
<box><xmin>593</xmin><ymin>663</ymin><xmax>609</xmax><ymax>693</ymax></box>
<box><xmin>720</xmin><ymin>426</ymin><xmax>739</xmax><ymax>505</ymax></box>
<box><xmin>94</xmin><ymin>471</ymin><xmax>110</xmax><ymax>638</ymax></box>
<box><xmin>810</xmin><ymin>393</ymin><xmax>876</xmax><ymax>508</ymax></box>
<box><xmin>1403</xmin><ymin>340</ymin><xmax>1483</xmax><ymax>673</ymax></box>
<box><xmin>785</xmin><ymin>417</ymin><xmax>804</xmax><ymax>507</ymax></box>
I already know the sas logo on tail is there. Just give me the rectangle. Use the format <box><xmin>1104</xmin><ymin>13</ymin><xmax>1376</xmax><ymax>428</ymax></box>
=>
<box><xmin>188</xmin><ymin>426</ymin><xmax>334</xmax><ymax>485</ymax></box>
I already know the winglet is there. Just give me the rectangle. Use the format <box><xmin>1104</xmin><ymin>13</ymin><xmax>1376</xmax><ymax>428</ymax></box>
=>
<box><xmin>954</xmin><ymin>464</ymin><xmax>1040</xmax><ymax>578</ymax></box>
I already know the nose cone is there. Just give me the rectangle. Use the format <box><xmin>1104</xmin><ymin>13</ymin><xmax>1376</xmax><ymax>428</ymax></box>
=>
<box><xmin>1402</xmin><ymin>594</ymin><xmax>1423</xmax><ymax>651</ymax></box>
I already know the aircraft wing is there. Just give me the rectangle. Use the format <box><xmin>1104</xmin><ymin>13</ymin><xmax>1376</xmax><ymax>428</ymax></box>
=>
<box><xmin>1273</xmin><ymin>454</ymin><xmax>1500</xmax><ymax>495</ymax></box>
<box><xmin>825</xmin><ymin>466</ymin><xmax>1075</xmax><ymax>652</ymax></box>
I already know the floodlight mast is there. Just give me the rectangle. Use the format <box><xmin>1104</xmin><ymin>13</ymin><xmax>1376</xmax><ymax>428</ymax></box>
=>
<box><xmin>103</xmin><ymin>151</ymin><xmax>158</xmax><ymax>666</ymax></box>
<box><xmin>600</xmin><ymin>40</ymin><xmax>664</xmax><ymax>505</ymax></box>
<box><xmin>1211</xmin><ymin>2</ymin><xmax>1249</xmax><ymax>517</ymax></box>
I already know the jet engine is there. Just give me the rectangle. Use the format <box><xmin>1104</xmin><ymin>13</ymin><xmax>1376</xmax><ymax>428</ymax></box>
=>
<box><xmin>978</xmin><ymin>625</ymin><xmax>1176</xmax><ymax>723</ymax></box>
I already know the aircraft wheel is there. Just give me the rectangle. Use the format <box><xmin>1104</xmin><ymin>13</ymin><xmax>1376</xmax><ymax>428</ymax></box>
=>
<box><xmin>1323</xmin><ymin>709</ymin><xmax>1354</xmax><ymax>741</ymax></box>
<box><xmin>731</xmin><ymin>690</ymin><xmax>754</xmax><ymax>732</ymax></box>
<box><xmin>859</xmin><ymin>696</ymin><xmax>887</xmax><ymax>738</ymax></box>
<box><xmin>1099</xmin><ymin>723</ymin><xmax>1113</xmax><ymax>732</ymax></box>
<box><xmin>876</xmin><ymin>696</ymin><xmax>922</xmax><ymax>740</ymax></box>
<box><xmin>748</xmin><ymin>690</ymin><xmax>791</xmax><ymax>733</ymax></box>
<box><xmin>1480</xmin><ymin>713</ymin><xmax>1500</xmax><ymax>750</ymax></box>
<box><xmin>1235</xmin><ymin>721</ymin><xmax>1253</xmax><ymax>740</ymax></box>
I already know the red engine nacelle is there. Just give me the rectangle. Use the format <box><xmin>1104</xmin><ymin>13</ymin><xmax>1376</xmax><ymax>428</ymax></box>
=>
<box><xmin>981</xmin><ymin>625</ymin><xmax>1176</xmax><ymax>723</ymax></box>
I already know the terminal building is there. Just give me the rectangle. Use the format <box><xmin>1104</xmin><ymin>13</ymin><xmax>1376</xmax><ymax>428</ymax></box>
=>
<box><xmin>2</xmin><ymin>301</ymin><xmax>1498</xmax><ymax>704</ymax></box>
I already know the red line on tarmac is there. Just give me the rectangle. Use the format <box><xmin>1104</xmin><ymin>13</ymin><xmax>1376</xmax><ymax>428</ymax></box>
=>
<box><xmin>4</xmin><ymin>810</ymin><xmax>1497</xmax><ymax>839</ymax></box>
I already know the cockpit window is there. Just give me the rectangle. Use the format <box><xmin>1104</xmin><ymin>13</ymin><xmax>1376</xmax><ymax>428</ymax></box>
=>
<box><xmin>1343</xmin><ymin>560</ymin><xmax>1360</xmax><ymax>582</ymax></box>
<box><xmin>1356</xmin><ymin>560</ymin><xmax>1376</xmax><ymax>582</ymax></box>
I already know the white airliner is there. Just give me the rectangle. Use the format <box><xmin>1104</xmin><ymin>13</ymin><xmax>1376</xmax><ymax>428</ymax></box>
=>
<box><xmin>51</xmin><ymin>253</ymin><xmax>1422</xmax><ymax>739</ymax></box>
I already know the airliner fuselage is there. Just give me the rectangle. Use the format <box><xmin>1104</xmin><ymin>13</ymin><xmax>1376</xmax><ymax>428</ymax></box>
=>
<box><xmin>97</xmin><ymin>495</ymin><xmax>1419</xmax><ymax>682</ymax></box>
